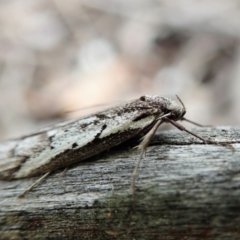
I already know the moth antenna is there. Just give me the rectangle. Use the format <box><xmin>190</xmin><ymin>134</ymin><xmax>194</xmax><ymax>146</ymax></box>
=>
<box><xmin>175</xmin><ymin>95</ymin><xmax>186</xmax><ymax>112</ymax></box>
<box><xmin>64</xmin><ymin>102</ymin><xmax>123</xmax><ymax>114</ymax></box>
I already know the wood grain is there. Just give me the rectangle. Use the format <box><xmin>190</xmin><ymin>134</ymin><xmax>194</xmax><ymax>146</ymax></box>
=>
<box><xmin>1</xmin><ymin>126</ymin><xmax>240</xmax><ymax>239</ymax></box>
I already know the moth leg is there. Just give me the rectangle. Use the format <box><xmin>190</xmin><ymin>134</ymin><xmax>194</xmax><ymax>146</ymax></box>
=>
<box><xmin>51</xmin><ymin>168</ymin><xmax>68</xmax><ymax>185</ymax></box>
<box><xmin>136</xmin><ymin>119</ymin><xmax>164</xmax><ymax>157</ymax></box>
<box><xmin>131</xmin><ymin>119</ymin><xmax>163</xmax><ymax>202</ymax></box>
<box><xmin>166</xmin><ymin>118</ymin><xmax>234</xmax><ymax>149</ymax></box>
<box><xmin>18</xmin><ymin>172</ymin><xmax>51</xmax><ymax>198</ymax></box>
<box><xmin>181</xmin><ymin>117</ymin><xmax>212</xmax><ymax>127</ymax></box>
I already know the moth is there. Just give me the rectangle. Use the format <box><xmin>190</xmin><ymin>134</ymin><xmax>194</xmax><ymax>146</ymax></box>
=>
<box><xmin>0</xmin><ymin>95</ymin><xmax>229</xmax><ymax>197</ymax></box>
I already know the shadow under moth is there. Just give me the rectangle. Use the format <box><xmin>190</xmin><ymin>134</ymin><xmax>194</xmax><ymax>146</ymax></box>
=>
<box><xmin>0</xmin><ymin>95</ymin><xmax>231</xmax><ymax>198</ymax></box>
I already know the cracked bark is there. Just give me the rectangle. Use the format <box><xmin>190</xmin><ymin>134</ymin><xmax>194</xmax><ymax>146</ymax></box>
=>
<box><xmin>1</xmin><ymin>126</ymin><xmax>240</xmax><ymax>240</ymax></box>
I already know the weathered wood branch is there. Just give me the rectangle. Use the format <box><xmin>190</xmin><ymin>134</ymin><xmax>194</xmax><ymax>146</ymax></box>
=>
<box><xmin>1</xmin><ymin>126</ymin><xmax>240</xmax><ymax>239</ymax></box>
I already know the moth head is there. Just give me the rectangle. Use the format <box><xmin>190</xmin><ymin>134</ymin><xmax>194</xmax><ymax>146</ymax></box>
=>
<box><xmin>166</xmin><ymin>95</ymin><xmax>186</xmax><ymax>121</ymax></box>
<box><xmin>138</xmin><ymin>95</ymin><xmax>186</xmax><ymax>121</ymax></box>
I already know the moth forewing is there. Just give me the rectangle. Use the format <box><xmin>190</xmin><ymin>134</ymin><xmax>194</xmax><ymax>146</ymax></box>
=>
<box><xmin>0</xmin><ymin>95</ymin><xmax>170</xmax><ymax>180</ymax></box>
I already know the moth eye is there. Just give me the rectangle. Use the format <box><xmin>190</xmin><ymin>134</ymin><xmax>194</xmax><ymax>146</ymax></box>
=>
<box><xmin>140</xmin><ymin>96</ymin><xmax>146</xmax><ymax>101</ymax></box>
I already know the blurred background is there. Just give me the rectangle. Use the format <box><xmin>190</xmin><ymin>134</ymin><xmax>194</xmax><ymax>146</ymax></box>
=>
<box><xmin>0</xmin><ymin>0</ymin><xmax>240</xmax><ymax>140</ymax></box>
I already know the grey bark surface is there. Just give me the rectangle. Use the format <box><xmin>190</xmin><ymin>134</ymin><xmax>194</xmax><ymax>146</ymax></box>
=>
<box><xmin>1</xmin><ymin>126</ymin><xmax>240</xmax><ymax>240</ymax></box>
